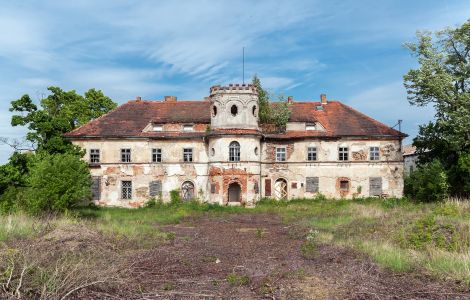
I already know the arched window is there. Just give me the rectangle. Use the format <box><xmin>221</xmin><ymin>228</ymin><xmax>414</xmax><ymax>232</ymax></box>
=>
<box><xmin>231</xmin><ymin>105</ymin><xmax>238</xmax><ymax>116</ymax></box>
<box><xmin>229</xmin><ymin>141</ymin><xmax>240</xmax><ymax>162</ymax></box>
<box><xmin>212</xmin><ymin>105</ymin><xmax>217</xmax><ymax>117</ymax></box>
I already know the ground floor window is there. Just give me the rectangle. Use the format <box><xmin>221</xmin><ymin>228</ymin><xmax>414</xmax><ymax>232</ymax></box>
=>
<box><xmin>339</xmin><ymin>180</ymin><xmax>350</xmax><ymax>192</ymax></box>
<box><xmin>369</xmin><ymin>177</ymin><xmax>382</xmax><ymax>196</ymax></box>
<box><xmin>274</xmin><ymin>178</ymin><xmax>288</xmax><ymax>200</ymax></box>
<box><xmin>121</xmin><ymin>180</ymin><xmax>132</xmax><ymax>199</ymax></box>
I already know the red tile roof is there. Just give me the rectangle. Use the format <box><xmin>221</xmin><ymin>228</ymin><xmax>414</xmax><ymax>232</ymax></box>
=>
<box><xmin>64</xmin><ymin>99</ymin><xmax>405</xmax><ymax>139</ymax></box>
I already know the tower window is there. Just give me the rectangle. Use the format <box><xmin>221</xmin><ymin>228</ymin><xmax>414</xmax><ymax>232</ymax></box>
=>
<box><xmin>231</xmin><ymin>105</ymin><xmax>238</xmax><ymax>116</ymax></box>
<box><xmin>212</xmin><ymin>106</ymin><xmax>217</xmax><ymax>117</ymax></box>
<box><xmin>252</xmin><ymin>105</ymin><xmax>257</xmax><ymax>116</ymax></box>
<box><xmin>229</xmin><ymin>141</ymin><xmax>240</xmax><ymax>162</ymax></box>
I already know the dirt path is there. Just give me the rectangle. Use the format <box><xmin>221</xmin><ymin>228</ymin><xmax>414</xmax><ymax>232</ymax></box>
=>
<box><xmin>87</xmin><ymin>214</ymin><xmax>470</xmax><ymax>299</ymax></box>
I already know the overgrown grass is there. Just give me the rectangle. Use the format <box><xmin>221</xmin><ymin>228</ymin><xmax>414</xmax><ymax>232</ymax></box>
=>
<box><xmin>2</xmin><ymin>196</ymin><xmax>470</xmax><ymax>286</ymax></box>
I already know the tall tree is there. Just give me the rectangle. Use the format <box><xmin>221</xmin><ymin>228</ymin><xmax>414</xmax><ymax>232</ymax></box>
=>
<box><xmin>10</xmin><ymin>87</ymin><xmax>116</xmax><ymax>155</ymax></box>
<box><xmin>252</xmin><ymin>75</ymin><xmax>271</xmax><ymax>123</ymax></box>
<box><xmin>404</xmin><ymin>19</ymin><xmax>470</xmax><ymax>196</ymax></box>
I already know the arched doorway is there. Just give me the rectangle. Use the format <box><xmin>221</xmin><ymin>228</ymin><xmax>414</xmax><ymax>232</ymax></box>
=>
<box><xmin>181</xmin><ymin>181</ymin><xmax>195</xmax><ymax>201</ymax></box>
<box><xmin>274</xmin><ymin>178</ymin><xmax>288</xmax><ymax>200</ymax></box>
<box><xmin>228</xmin><ymin>182</ymin><xmax>241</xmax><ymax>202</ymax></box>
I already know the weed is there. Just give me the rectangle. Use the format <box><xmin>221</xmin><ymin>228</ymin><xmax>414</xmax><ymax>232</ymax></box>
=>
<box><xmin>226</xmin><ymin>273</ymin><xmax>250</xmax><ymax>286</ymax></box>
<box><xmin>163</xmin><ymin>282</ymin><xmax>175</xmax><ymax>290</ymax></box>
<box><xmin>403</xmin><ymin>215</ymin><xmax>459</xmax><ymax>251</ymax></box>
<box><xmin>256</xmin><ymin>228</ymin><xmax>264</xmax><ymax>238</ymax></box>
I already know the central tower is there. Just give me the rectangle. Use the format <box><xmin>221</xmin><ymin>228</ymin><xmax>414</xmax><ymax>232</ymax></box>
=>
<box><xmin>209</xmin><ymin>84</ymin><xmax>259</xmax><ymax>129</ymax></box>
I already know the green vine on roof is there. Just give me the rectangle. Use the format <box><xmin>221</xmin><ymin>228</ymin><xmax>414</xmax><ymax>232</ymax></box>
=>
<box><xmin>252</xmin><ymin>75</ymin><xmax>292</xmax><ymax>132</ymax></box>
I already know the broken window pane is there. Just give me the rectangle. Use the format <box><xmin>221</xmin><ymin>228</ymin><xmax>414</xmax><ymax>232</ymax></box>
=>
<box><xmin>183</xmin><ymin>148</ymin><xmax>193</xmax><ymax>162</ymax></box>
<box><xmin>90</xmin><ymin>149</ymin><xmax>100</xmax><ymax>163</ymax></box>
<box><xmin>121</xmin><ymin>148</ymin><xmax>131</xmax><ymax>163</ymax></box>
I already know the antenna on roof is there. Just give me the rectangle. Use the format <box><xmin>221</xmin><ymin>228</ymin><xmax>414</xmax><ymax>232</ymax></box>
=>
<box><xmin>242</xmin><ymin>46</ymin><xmax>245</xmax><ymax>84</ymax></box>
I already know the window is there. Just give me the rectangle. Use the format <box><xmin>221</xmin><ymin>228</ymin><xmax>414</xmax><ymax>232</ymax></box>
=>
<box><xmin>231</xmin><ymin>105</ymin><xmax>238</xmax><ymax>116</ymax></box>
<box><xmin>91</xmin><ymin>177</ymin><xmax>101</xmax><ymax>200</ymax></box>
<box><xmin>121</xmin><ymin>148</ymin><xmax>131</xmax><ymax>162</ymax></box>
<box><xmin>152</xmin><ymin>148</ymin><xmax>162</xmax><ymax>163</ymax></box>
<box><xmin>254</xmin><ymin>147</ymin><xmax>258</xmax><ymax>156</ymax></box>
<box><xmin>252</xmin><ymin>105</ymin><xmax>257</xmax><ymax>116</ymax></box>
<box><xmin>149</xmin><ymin>180</ymin><xmax>162</xmax><ymax>197</ymax></box>
<box><xmin>153</xmin><ymin>124</ymin><xmax>163</xmax><ymax>131</ymax></box>
<box><xmin>229</xmin><ymin>141</ymin><xmax>240</xmax><ymax>162</ymax></box>
<box><xmin>306</xmin><ymin>177</ymin><xmax>319</xmax><ymax>193</ymax></box>
<box><xmin>212</xmin><ymin>106</ymin><xmax>217</xmax><ymax>117</ymax></box>
<box><xmin>370</xmin><ymin>146</ymin><xmax>380</xmax><ymax>161</ymax></box>
<box><xmin>211</xmin><ymin>148</ymin><xmax>215</xmax><ymax>156</ymax></box>
<box><xmin>121</xmin><ymin>181</ymin><xmax>132</xmax><ymax>199</ymax></box>
<box><xmin>339</xmin><ymin>180</ymin><xmax>349</xmax><ymax>191</ymax></box>
<box><xmin>90</xmin><ymin>149</ymin><xmax>100</xmax><ymax>163</ymax></box>
<box><xmin>183</xmin><ymin>148</ymin><xmax>193</xmax><ymax>162</ymax></box>
<box><xmin>369</xmin><ymin>177</ymin><xmax>382</xmax><ymax>196</ymax></box>
<box><xmin>306</xmin><ymin>123</ymin><xmax>316</xmax><ymax>130</ymax></box>
<box><xmin>307</xmin><ymin>147</ymin><xmax>317</xmax><ymax>161</ymax></box>
<box><xmin>276</xmin><ymin>147</ymin><xmax>286</xmax><ymax>162</ymax></box>
<box><xmin>183</xmin><ymin>124</ymin><xmax>193</xmax><ymax>131</ymax></box>
<box><xmin>338</xmin><ymin>147</ymin><xmax>348</xmax><ymax>161</ymax></box>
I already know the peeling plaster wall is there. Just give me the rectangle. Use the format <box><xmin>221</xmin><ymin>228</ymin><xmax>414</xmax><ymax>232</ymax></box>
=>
<box><xmin>72</xmin><ymin>137</ymin><xmax>403</xmax><ymax>207</ymax></box>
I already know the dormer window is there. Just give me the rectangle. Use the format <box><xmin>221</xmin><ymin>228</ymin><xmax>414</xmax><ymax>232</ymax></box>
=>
<box><xmin>306</xmin><ymin>123</ymin><xmax>316</xmax><ymax>130</ymax></box>
<box><xmin>153</xmin><ymin>124</ymin><xmax>163</xmax><ymax>131</ymax></box>
<box><xmin>183</xmin><ymin>124</ymin><xmax>194</xmax><ymax>132</ymax></box>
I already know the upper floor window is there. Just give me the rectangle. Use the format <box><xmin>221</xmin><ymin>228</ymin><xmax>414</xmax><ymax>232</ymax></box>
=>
<box><xmin>153</xmin><ymin>124</ymin><xmax>163</xmax><ymax>131</ymax></box>
<box><xmin>306</xmin><ymin>123</ymin><xmax>316</xmax><ymax>130</ymax></box>
<box><xmin>90</xmin><ymin>149</ymin><xmax>100</xmax><ymax>163</ymax></box>
<box><xmin>231</xmin><ymin>105</ymin><xmax>238</xmax><ymax>116</ymax></box>
<box><xmin>183</xmin><ymin>148</ymin><xmax>193</xmax><ymax>162</ymax></box>
<box><xmin>338</xmin><ymin>147</ymin><xmax>348</xmax><ymax>161</ymax></box>
<box><xmin>307</xmin><ymin>147</ymin><xmax>317</xmax><ymax>161</ymax></box>
<box><xmin>276</xmin><ymin>147</ymin><xmax>286</xmax><ymax>162</ymax></box>
<box><xmin>229</xmin><ymin>141</ymin><xmax>240</xmax><ymax>162</ymax></box>
<box><xmin>121</xmin><ymin>180</ymin><xmax>132</xmax><ymax>199</ymax></box>
<box><xmin>183</xmin><ymin>124</ymin><xmax>194</xmax><ymax>132</ymax></box>
<box><xmin>370</xmin><ymin>146</ymin><xmax>380</xmax><ymax>161</ymax></box>
<box><xmin>152</xmin><ymin>148</ymin><xmax>162</xmax><ymax>163</ymax></box>
<box><xmin>121</xmin><ymin>148</ymin><xmax>131</xmax><ymax>163</ymax></box>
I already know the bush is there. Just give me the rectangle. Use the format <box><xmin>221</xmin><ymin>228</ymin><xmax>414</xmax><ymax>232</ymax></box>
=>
<box><xmin>170</xmin><ymin>189</ymin><xmax>181</xmax><ymax>205</ymax></box>
<box><xmin>24</xmin><ymin>153</ymin><xmax>91</xmax><ymax>214</ymax></box>
<box><xmin>0</xmin><ymin>186</ymin><xmax>25</xmax><ymax>213</ymax></box>
<box><xmin>404</xmin><ymin>160</ymin><xmax>449</xmax><ymax>202</ymax></box>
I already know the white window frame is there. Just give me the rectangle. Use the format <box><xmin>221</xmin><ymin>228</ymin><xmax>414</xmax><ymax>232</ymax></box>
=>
<box><xmin>370</xmin><ymin>146</ymin><xmax>380</xmax><ymax>161</ymax></box>
<box><xmin>276</xmin><ymin>147</ymin><xmax>286</xmax><ymax>162</ymax></box>
<box><xmin>152</xmin><ymin>148</ymin><xmax>162</xmax><ymax>163</ymax></box>
<box><xmin>183</xmin><ymin>124</ymin><xmax>194</xmax><ymax>132</ymax></box>
<box><xmin>121</xmin><ymin>148</ymin><xmax>131</xmax><ymax>163</ymax></box>
<box><xmin>90</xmin><ymin>149</ymin><xmax>100</xmax><ymax>163</ymax></box>
<box><xmin>307</xmin><ymin>147</ymin><xmax>317</xmax><ymax>161</ymax></box>
<box><xmin>183</xmin><ymin>148</ymin><xmax>193</xmax><ymax>162</ymax></box>
<box><xmin>229</xmin><ymin>141</ymin><xmax>240</xmax><ymax>162</ymax></box>
<box><xmin>338</xmin><ymin>147</ymin><xmax>348</xmax><ymax>161</ymax></box>
<box><xmin>306</xmin><ymin>123</ymin><xmax>316</xmax><ymax>130</ymax></box>
<box><xmin>153</xmin><ymin>124</ymin><xmax>163</xmax><ymax>131</ymax></box>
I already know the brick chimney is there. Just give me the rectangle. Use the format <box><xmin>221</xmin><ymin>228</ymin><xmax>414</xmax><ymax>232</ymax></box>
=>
<box><xmin>320</xmin><ymin>94</ymin><xmax>327</xmax><ymax>105</ymax></box>
<box><xmin>287</xmin><ymin>96</ymin><xmax>294</xmax><ymax>104</ymax></box>
<box><xmin>164</xmin><ymin>96</ymin><xmax>177</xmax><ymax>102</ymax></box>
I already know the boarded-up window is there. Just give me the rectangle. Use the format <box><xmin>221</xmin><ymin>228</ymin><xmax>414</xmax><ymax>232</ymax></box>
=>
<box><xmin>369</xmin><ymin>177</ymin><xmax>382</xmax><ymax>196</ymax></box>
<box><xmin>306</xmin><ymin>177</ymin><xmax>319</xmax><ymax>193</ymax></box>
<box><xmin>254</xmin><ymin>181</ymin><xmax>259</xmax><ymax>194</ymax></box>
<box><xmin>211</xmin><ymin>183</ymin><xmax>216</xmax><ymax>194</ymax></box>
<box><xmin>91</xmin><ymin>176</ymin><xmax>101</xmax><ymax>200</ymax></box>
<box><xmin>291</xmin><ymin>182</ymin><xmax>298</xmax><ymax>189</ymax></box>
<box><xmin>265</xmin><ymin>179</ymin><xmax>272</xmax><ymax>196</ymax></box>
<box><xmin>149</xmin><ymin>180</ymin><xmax>162</xmax><ymax>197</ymax></box>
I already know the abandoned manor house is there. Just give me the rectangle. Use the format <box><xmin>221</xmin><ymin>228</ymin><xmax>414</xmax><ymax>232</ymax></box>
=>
<box><xmin>65</xmin><ymin>84</ymin><xmax>406</xmax><ymax>207</ymax></box>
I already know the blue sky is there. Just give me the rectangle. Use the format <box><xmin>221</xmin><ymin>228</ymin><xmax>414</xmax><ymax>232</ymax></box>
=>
<box><xmin>1</xmin><ymin>0</ymin><xmax>469</xmax><ymax>163</ymax></box>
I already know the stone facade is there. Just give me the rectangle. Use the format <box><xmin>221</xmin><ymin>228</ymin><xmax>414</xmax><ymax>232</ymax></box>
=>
<box><xmin>66</xmin><ymin>84</ymin><xmax>406</xmax><ymax>207</ymax></box>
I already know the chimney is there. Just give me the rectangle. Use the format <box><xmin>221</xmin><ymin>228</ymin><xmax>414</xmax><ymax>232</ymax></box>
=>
<box><xmin>287</xmin><ymin>96</ymin><xmax>294</xmax><ymax>104</ymax></box>
<box><xmin>320</xmin><ymin>94</ymin><xmax>327</xmax><ymax>105</ymax></box>
<box><xmin>136</xmin><ymin>96</ymin><xmax>142</xmax><ymax>101</ymax></box>
<box><xmin>164</xmin><ymin>96</ymin><xmax>177</xmax><ymax>102</ymax></box>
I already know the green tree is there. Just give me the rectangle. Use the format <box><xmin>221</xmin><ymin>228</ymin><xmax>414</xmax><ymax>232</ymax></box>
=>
<box><xmin>270</xmin><ymin>95</ymin><xmax>292</xmax><ymax>132</ymax></box>
<box><xmin>252</xmin><ymin>75</ymin><xmax>271</xmax><ymax>123</ymax></box>
<box><xmin>0</xmin><ymin>152</ymin><xmax>31</xmax><ymax>194</ymax></box>
<box><xmin>10</xmin><ymin>87</ymin><xmax>116</xmax><ymax>155</ymax></box>
<box><xmin>25</xmin><ymin>153</ymin><xmax>91</xmax><ymax>214</ymax></box>
<box><xmin>404</xmin><ymin>160</ymin><xmax>449</xmax><ymax>202</ymax></box>
<box><xmin>404</xmin><ymin>19</ymin><xmax>470</xmax><ymax>196</ymax></box>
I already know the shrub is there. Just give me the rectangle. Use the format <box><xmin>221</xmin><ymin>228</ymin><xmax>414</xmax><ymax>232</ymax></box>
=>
<box><xmin>402</xmin><ymin>215</ymin><xmax>458</xmax><ymax>251</ymax></box>
<box><xmin>0</xmin><ymin>186</ymin><xmax>25</xmax><ymax>213</ymax></box>
<box><xmin>404</xmin><ymin>160</ymin><xmax>449</xmax><ymax>202</ymax></box>
<box><xmin>24</xmin><ymin>153</ymin><xmax>91</xmax><ymax>214</ymax></box>
<box><xmin>170</xmin><ymin>189</ymin><xmax>181</xmax><ymax>205</ymax></box>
